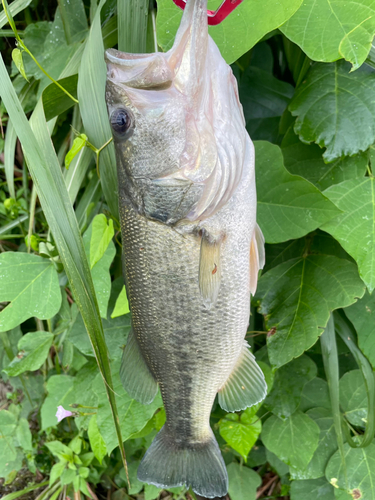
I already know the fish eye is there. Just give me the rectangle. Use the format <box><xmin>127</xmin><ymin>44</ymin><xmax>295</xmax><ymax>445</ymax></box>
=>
<box><xmin>110</xmin><ymin>108</ymin><xmax>133</xmax><ymax>137</ymax></box>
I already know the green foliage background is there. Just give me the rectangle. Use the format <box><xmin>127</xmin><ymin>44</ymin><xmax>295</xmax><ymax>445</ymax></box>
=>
<box><xmin>0</xmin><ymin>0</ymin><xmax>375</xmax><ymax>499</ymax></box>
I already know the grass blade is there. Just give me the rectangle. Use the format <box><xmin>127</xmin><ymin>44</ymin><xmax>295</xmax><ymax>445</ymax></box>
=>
<box><xmin>334</xmin><ymin>311</ymin><xmax>375</xmax><ymax>448</ymax></box>
<box><xmin>77</xmin><ymin>0</ymin><xmax>118</xmax><ymax>219</ymax></box>
<box><xmin>118</xmin><ymin>0</ymin><xmax>149</xmax><ymax>53</ymax></box>
<box><xmin>0</xmin><ymin>0</ymin><xmax>31</xmax><ymax>29</ymax></box>
<box><xmin>320</xmin><ymin>314</ymin><xmax>348</xmax><ymax>488</ymax></box>
<box><xmin>0</xmin><ymin>54</ymin><xmax>127</xmax><ymax>474</ymax></box>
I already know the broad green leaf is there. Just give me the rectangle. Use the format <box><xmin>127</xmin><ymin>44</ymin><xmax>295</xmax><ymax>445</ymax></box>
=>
<box><xmin>118</xmin><ymin>461</ymin><xmax>144</xmax><ymax>495</ymax></box>
<box><xmin>290</xmin><ymin>407</ymin><xmax>337</xmax><ymax>479</ymax></box>
<box><xmin>0</xmin><ymin>252</ymin><xmax>62</xmax><ymax>331</ymax></box>
<box><xmin>326</xmin><ymin>442</ymin><xmax>375</xmax><ymax>499</ymax></box>
<box><xmin>156</xmin><ymin>0</ymin><xmax>303</xmax><ymax>64</ymax></box>
<box><xmin>219</xmin><ymin>411</ymin><xmax>261</xmax><ymax>461</ymax></box>
<box><xmin>57</xmin><ymin>0</ymin><xmax>88</xmax><ymax>44</ymax></box>
<box><xmin>144</xmin><ymin>483</ymin><xmax>163</xmax><ymax>500</ymax></box>
<box><xmin>68</xmin><ymin>310</ymin><xmax>130</xmax><ymax>359</ymax></box>
<box><xmin>255</xmin><ymin>255</ymin><xmax>365</xmax><ymax>369</ymax></box>
<box><xmin>255</xmin><ymin>141</ymin><xmax>341</xmax><ymax>243</ymax></box>
<box><xmin>345</xmin><ymin>291</ymin><xmax>375</xmax><ymax>368</ymax></box>
<box><xmin>77</xmin><ymin>0</ymin><xmax>118</xmax><ymax>219</ymax></box>
<box><xmin>264</xmin><ymin>355</ymin><xmax>317</xmax><ymax>419</ymax></box>
<box><xmin>266</xmin><ymin>448</ymin><xmax>289</xmax><ymax>477</ymax></box>
<box><xmin>83</xmin><ymin>221</ymin><xmax>115</xmax><ymax>318</ymax></box>
<box><xmin>111</xmin><ymin>286</ymin><xmax>130</xmax><ymax>318</ymax></box>
<box><xmin>0</xmin><ymin>410</ymin><xmax>20</xmax><ymax>476</ymax></box>
<box><xmin>239</xmin><ymin>67</ymin><xmax>294</xmax><ymax>143</ymax></box>
<box><xmin>299</xmin><ymin>378</ymin><xmax>331</xmax><ymax>413</ymax></box>
<box><xmin>281</xmin><ymin>126</ymin><xmax>368</xmax><ymax>191</ymax></box>
<box><xmin>65</xmin><ymin>134</ymin><xmax>88</xmax><ymax>170</ymax></box>
<box><xmin>15</xmin><ymin>418</ymin><xmax>32</xmax><ymax>452</ymax></box>
<box><xmin>11</xmin><ymin>48</ymin><xmax>27</xmax><ymax>81</ymax></box>
<box><xmin>50</xmin><ymin>461</ymin><xmax>67</xmax><ymax>486</ymax></box>
<box><xmin>93</xmin><ymin>358</ymin><xmax>162</xmax><ymax>454</ymax></box>
<box><xmin>88</xmin><ymin>415</ymin><xmax>107</xmax><ymax>464</ymax></box>
<box><xmin>289</xmin><ymin>61</ymin><xmax>375</xmax><ymax>162</ymax></box>
<box><xmin>280</xmin><ymin>0</ymin><xmax>375</xmax><ymax>70</ymax></box>
<box><xmin>321</xmin><ymin>178</ymin><xmax>375</xmax><ymax>292</ymax></box>
<box><xmin>89</xmin><ymin>214</ymin><xmax>115</xmax><ymax>269</ymax></box>
<box><xmin>45</xmin><ymin>440</ymin><xmax>73</xmax><ymax>460</ymax></box>
<box><xmin>261</xmin><ymin>411</ymin><xmax>320</xmax><ymax>470</ymax></box>
<box><xmin>42</xmin><ymin>74</ymin><xmax>78</xmax><ymax>122</ymax></box>
<box><xmin>41</xmin><ymin>375</ymin><xmax>75</xmax><ymax>429</ymax></box>
<box><xmin>291</xmin><ymin>478</ymin><xmax>335</xmax><ymax>500</ymax></box>
<box><xmin>3</xmin><ymin>331</ymin><xmax>53</xmax><ymax>377</ymax></box>
<box><xmin>227</xmin><ymin>462</ymin><xmax>261</xmax><ymax>500</ymax></box>
<box><xmin>339</xmin><ymin>370</ymin><xmax>367</xmax><ymax>427</ymax></box>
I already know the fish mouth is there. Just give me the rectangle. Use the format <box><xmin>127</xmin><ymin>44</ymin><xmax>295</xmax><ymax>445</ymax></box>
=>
<box><xmin>105</xmin><ymin>49</ymin><xmax>173</xmax><ymax>90</ymax></box>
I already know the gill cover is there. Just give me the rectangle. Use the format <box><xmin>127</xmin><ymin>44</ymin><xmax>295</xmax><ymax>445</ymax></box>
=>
<box><xmin>105</xmin><ymin>0</ymin><xmax>247</xmax><ymax>222</ymax></box>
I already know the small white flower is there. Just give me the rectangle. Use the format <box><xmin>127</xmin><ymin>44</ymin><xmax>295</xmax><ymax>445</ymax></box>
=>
<box><xmin>55</xmin><ymin>405</ymin><xmax>74</xmax><ymax>423</ymax></box>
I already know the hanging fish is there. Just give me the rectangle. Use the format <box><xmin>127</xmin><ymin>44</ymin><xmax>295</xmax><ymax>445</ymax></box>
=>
<box><xmin>105</xmin><ymin>0</ymin><xmax>266</xmax><ymax>496</ymax></box>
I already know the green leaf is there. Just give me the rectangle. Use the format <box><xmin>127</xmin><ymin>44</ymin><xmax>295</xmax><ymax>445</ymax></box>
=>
<box><xmin>156</xmin><ymin>0</ymin><xmax>303</xmax><ymax>64</ymax></box>
<box><xmin>255</xmin><ymin>141</ymin><xmax>341</xmax><ymax>244</ymax></box>
<box><xmin>65</xmin><ymin>134</ymin><xmax>87</xmax><ymax>170</ymax></box>
<box><xmin>68</xmin><ymin>310</ymin><xmax>130</xmax><ymax>359</ymax></box>
<box><xmin>88</xmin><ymin>414</ymin><xmax>107</xmax><ymax>464</ymax></box>
<box><xmin>0</xmin><ymin>252</ymin><xmax>62</xmax><ymax>331</ymax></box>
<box><xmin>89</xmin><ymin>214</ymin><xmax>115</xmax><ymax>269</ymax></box>
<box><xmin>280</xmin><ymin>0</ymin><xmax>375</xmax><ymax>70</ymax></box>
<box><xmin>290</xmin><ymin>407</ymin><xmax>337</xmax><ymax>479</ymax></box>
<box><xmin>239</xmin><ymin>66</ymin><xmax>294</xmax><ymax>143</ymax></box>
<box><xmin>264</xmin><ymin>355</ymin><xmax>317</xmax><ymax>420</ymax></box>
<box><xmin>83</xmin><ymin>220</ymin><xmax>116</xmax><ymax>318</ymax></box>
<box><xmin>45</xmin><ymin>441</ymin><xmax>73</xmax><ymax>460</ymax></box>
<box><xmin>289</xmin><ymin>61</ymin><xmax>375</xmax><ymax>162</ymax></box>
<box><xmin>144</xmin><ymin>483</ymin><xmax>163</xmax><ymax>500</ymax></box>
<box><xmin>0</xmin><ymin>0</ymin><xmax>32</xmax><ymax>30</ymax></box>
<box><xmin>326</xmin><ymin>442</ymin><xmax>375</xmax><ymax>499</ymax></box>
<box><xmin>57</xmin><ymin>0</ymin><xmax>88</xmax><ymax>44</ymax></box>
<box><xmin>49</xmin><ymin>461</ymin><xmax>67</xmax><ymax>487</ymax></box>
<box><xmin>261</xmin><ymin>411</ymin><xmax>320</xmax><ymax>470</ymax></box>
<box><xmin>340</xmin><ymin>370</ymin><xmax>367</xmax><ymax>427</ymax></box>
<box><xmin>266</xmin><ymin>448</ymin><xmax>289</xmax><ymax>477</ymax></box>
<box><xmin>321</xmin><ymin>177</ymin><xmax>375</xmax><ymax>292</ymax></box>
<box><xmin>255</xmin><ymin>255</ymin><xmax>365</xmax><ymax>369</ymax></box>
<box><xmin>299</xmin><ymin>378</ymin><xmax>331</xmax><ymax>413</ymax></box>
<box><xmin>41</xmin><ymin>375</ymin><xmax>75</xmax><ymax>430</ymax></box>
<box><xmin>290</xmin><ymin>478</ymin><xmax>335</xmax><ymax>500</ymax></box>
<box><xmin>11</xmin><ymin>48</ymin><xmax>28</xmax><ymax>81</ymax></box>
<box><xmin>3</xmin><ymin>331</ymin><xmax>53</xmax><ymax>377</ymax></box>
<box><xmin>77</xmin><ymin>0</ymin><xmax>118</xmax><ymax>219</ymax></box>
<box><xmin>111</xmin><ymin>286</ymin><xmax>130</xmax><ymax>318</ymax></box>
<box><xmin>281</xmin><ymin>126</ymin><xmax>368</xmax><ymax>191</ymax></box>
<box><xmin>219</xmin><ymin>411</ymin><xmax>261</xmax><ymax>461</ymax></box>
<box><xmin>61</xmin><ymin>467</ymin><xmax>77</xmax><ymax>485</ymax></box>
<box><xmin>227</xmin><ymin>462</ymin><xmax>261</xmax><ymax>500</ymax></box>
<box><xmin>345</xmin><ymin>290</ymin><xmax>375</xmax><ymax>368</ymax></box>
<box><xmin>119</xmin><ymin>461</ymin><xmax>144</xmax><ymax>495</ymax></box>
<box><xmin>93</xmin><ymin>358</ymin><xmax>162</xmax><ymax>454</ymax></box>
<box><xmin>42</xmin><ymin>74</ymin><xmax>78</xmax><ymax>121</ymax></box>
<box><xmin>15</xmin><ymin>417</ymin><xmax>32</xmax><ymax>453</ymax></box>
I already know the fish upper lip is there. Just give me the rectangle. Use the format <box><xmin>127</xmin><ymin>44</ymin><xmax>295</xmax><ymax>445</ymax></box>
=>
<box><xmin>105</xmin><ymin>48</ymin><xmax>160</xmax><ymax>65</ymax></box>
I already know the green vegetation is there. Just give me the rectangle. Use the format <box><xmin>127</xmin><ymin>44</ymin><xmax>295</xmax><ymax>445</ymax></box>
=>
<box><xmin>0</xmin><ymin>0</ymin><xmax>375</xmax><ymax>499</ymax></box>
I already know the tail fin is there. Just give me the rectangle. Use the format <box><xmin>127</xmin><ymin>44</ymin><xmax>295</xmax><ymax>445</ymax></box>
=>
<box><xmin>137</xmin><ymin>426</ymin><xmax>228</xmax><ymax>498</ymax></box>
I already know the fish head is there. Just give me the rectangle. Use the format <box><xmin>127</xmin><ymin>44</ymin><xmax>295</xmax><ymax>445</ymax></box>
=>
<box><xmin>105</xmin><ymin>0</ymin><xmax>248</xmax><ymax>223</ymax></box>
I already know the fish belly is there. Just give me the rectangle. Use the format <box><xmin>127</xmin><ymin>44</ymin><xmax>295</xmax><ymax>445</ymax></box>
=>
<box><xmin>120</xmin><ymin>202</ymin><xmax>251</xmax><ymax>444</ymax></box>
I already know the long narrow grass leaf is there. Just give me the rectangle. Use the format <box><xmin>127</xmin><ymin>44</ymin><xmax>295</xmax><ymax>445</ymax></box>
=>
<box><xmin>320</xmin><ymin>314</ymin><xmax>348</xmax><ymax>488</ymax></box>
<box><xmin>1</xmin><ymin>481</ymin><xmax>49</xmax><ymax>500</ymax></box>
<box><xmin>0</xmin><ymin>0</ymin><xmax>31</xmax><ymax>29</ymax></box>
<box><xmin>0</xmin><ymin>55</ymin><xmax>127</xmax><ymax>474</ymax></box>
<box><xmin>334</xmin><ymin>311</ymin><xmax>375</xmax><ymax>448</ymax></box>
<box><xmin>77</xmin><ymin>0</ymin><xmax>118</xmax><ymax>219</ymax></box>
<box><xmin>118</xmin><ymin>0</ymin><xmax>149</xmax><ymax>53</ymax></box>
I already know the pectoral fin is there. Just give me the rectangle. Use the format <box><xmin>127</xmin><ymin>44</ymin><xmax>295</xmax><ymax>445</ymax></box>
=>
<box><xmin>250</xmin><ymin>224</ymin><xmax>265</xmax><ymax>295</ymax></box>
<box><xmin>218</xmin><ymin>341</ymin><xmax>267</xmax><ymax>412</ymax></box>
<box><xmin>199</xmin><ymin>230</ymin><xmax>222</xmax><ymax>309</ymax></box>
<box><xmin>120</xmin><ymin>329</ymin><xmax>158</xmax><ymax>404</ymax></box>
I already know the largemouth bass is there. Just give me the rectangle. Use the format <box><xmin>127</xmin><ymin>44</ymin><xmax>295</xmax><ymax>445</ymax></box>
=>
<box><xmin>105</xmin><ymin>0</ymin><xmax>266</xmax><ymax>496</ymax></box>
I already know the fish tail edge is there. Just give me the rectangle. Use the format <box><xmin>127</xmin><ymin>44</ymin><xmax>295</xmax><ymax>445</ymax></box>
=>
<box><xmin>137</xmin><ymin>425</ymin><xmax>228</xmax><ymax>498</ymax></box>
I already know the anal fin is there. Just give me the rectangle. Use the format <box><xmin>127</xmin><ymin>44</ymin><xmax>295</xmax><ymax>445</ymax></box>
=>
<box><xmin>120</xmin><ymin>329</ymin><xmax>158</xmax><ymax>404</ymax></box>
<box><xmin>218</xmin><ymin>341</ymin><xmax>267</xmax><ymax>412</ymax></box>
<box><xmin>199</xmin><ymin>230</ymin><xmax>222</xmax><ymax>309</ymax></box>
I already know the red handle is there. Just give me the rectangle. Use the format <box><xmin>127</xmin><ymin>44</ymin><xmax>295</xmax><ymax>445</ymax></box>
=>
<box><xmin>172</xmin><ymin>0</ymin><xmax>244</xmax><ymax>25</ymax></box>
